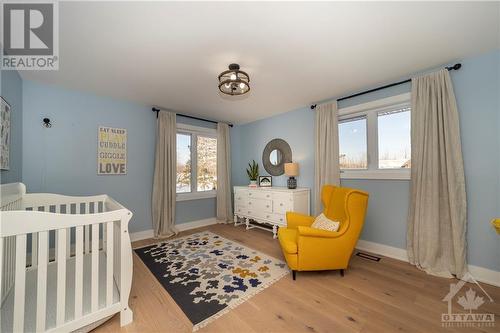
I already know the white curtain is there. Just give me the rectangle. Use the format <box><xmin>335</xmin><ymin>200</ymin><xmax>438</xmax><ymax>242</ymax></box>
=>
<box><xmin>216</xmin><ymin>123</ymin><xmax>233</xmax><ymax>223</ymax></box>
<box><xmin>314</xmin><ymin>101</ymin><xmax>340</xmax><ymax>214</ymax></box>
<box><xmin>407</xmin><ymin>69</ymin><xmax>468</xmax><ymax>278</ymax></box>
<box><xmin>152</xmin><ymin>111</ymin><xmax>178</xmax><ymax>238</ymax></box>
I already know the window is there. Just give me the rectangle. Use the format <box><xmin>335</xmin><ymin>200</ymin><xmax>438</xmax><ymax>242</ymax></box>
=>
<box><xmin>196</xmin><ymin>136</ymin><xmax>217</xmax><ymax>191</ymax></box>
<box><xmin>176</xmin><ymin>133</ymin><xmax>191</xmax><ymax>193</ymax></box>
<box><xmin>378</xmin><ymin>108</ymin><xmax>411</xmax><ymax>169</ymax></box>
<box><xmin>176</xmin><ymin>124</ymin><xmax>217</xmax><ymax>200</ymax></box>
<box><xmin>339</xmin><ymin>117</ymin><xmax>367</xmax><ymax>169</ymax></box>
<box><xmin>338</xmin><ymin>93</ymin><xmax>411</xmax><ymax>179</ymax></box>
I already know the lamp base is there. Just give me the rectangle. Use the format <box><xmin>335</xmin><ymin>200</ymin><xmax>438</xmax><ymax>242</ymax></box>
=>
<box><xmin>287</xmin><ymin>177</ymin><xmax>297</xmax><ymax>189</ymax></box>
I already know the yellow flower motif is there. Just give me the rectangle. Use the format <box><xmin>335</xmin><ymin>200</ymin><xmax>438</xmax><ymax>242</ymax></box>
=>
<box><xmin>232</xmin><ymin>267</ymin><xmax>257</xmax><ymax>278</ymax></box>
<box><xmin>250</xmin><ymin>256</ymin><xmax>261</xmax><ymax>263</ymax></box>
<box><xmin>258</xmin><ymin>266</ymin><xmax>269</xmax><ymax>272</ymax></box>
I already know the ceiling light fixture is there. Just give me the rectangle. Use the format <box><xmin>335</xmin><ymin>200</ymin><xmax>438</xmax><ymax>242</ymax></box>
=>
<box><xmin>218</xmin><ymin>63</ymin><xmax>250</xmax><ymax>96</ymax></box>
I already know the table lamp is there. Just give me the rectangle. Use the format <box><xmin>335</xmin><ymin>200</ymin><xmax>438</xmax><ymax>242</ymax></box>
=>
<box><xmin>284</xmin><ymin>162</ymin><xmax>299</xmax><ymax>189</ymax></box>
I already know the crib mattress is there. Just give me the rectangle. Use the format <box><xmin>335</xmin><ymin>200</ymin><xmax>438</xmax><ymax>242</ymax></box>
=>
<box><xmin>1</xmin><ymin>250</ymin><xmax>120</xmax><ymax>332</ymax></box>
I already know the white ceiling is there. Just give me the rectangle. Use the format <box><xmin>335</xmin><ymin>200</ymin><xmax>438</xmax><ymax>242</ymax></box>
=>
<box><xmin>21</xmin><ymin>1</ymin><xmax>500</xmax><ymax>124</ymax></box>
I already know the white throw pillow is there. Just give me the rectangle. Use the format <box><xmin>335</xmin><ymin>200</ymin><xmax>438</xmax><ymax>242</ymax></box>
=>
<box><xmin>311</xmin><ymin>213</ymin><xmax>340</xmax><ymax>232</ymax></box>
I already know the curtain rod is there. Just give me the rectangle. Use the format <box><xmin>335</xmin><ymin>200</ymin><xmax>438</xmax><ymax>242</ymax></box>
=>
<box><xmin>310</xmin><ymin>63</ymin><xmax>462</xmax><ymax>109</ymax></box>
<box><xmin>152</xmin><ymin>107</ymin><xmax>233</xmax><ymax>127</ymax></box>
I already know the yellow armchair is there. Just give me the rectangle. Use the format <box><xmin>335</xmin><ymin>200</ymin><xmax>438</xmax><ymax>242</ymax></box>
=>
<box><xmin>278</xmin><ymin>185</ymin><xmax>369</xmax><ymax>280</ymax></box>
<box><xmin>493</xmin><ymin>219</ymin><xmax>500</xmax><ymax>234</ymax></box>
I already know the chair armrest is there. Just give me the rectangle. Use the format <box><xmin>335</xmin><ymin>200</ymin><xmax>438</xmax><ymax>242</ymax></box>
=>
<box><xmin>286</xmin><ymin>212</ymin><xmax>315</xmax><ymax>229</ymax></box>
<box><xmin>297</xmin><ymin>226</ymin><xmax>344</xmax><ymax>238</ymax></box>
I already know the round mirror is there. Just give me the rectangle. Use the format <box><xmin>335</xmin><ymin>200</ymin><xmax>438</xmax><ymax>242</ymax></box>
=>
<box><xmin>270</xmin><ymin>149</ymin><xmax>282</xmax><ymax>166</ymax></box>
<box><xmin>262</xmin><ymin>139</ymin><xmax>292</xmax><ymax>176</ymax></box>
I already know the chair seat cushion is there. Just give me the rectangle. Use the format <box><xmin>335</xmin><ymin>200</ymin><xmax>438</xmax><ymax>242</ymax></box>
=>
<box><xmin>278</xmin><ymin>228</ymin><xmax>298</xmax><ymax>254</ymax></box>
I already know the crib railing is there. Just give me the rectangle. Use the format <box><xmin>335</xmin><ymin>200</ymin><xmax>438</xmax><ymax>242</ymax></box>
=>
<box><xmin>0</xmin><ymin>184</ymin><xmax>133</xmax><ymax>332</ymax></box>
<box><xmin>23</xmin><ymin>193</ymin><xmax>108</xmax><ymax>265</ymax></box>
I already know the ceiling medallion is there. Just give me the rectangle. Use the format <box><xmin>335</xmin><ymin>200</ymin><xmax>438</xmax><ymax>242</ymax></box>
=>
<box><xmin>218</xmin><ymin>63</ymin><xmax>250</xmax><ymax>96</ymax></box>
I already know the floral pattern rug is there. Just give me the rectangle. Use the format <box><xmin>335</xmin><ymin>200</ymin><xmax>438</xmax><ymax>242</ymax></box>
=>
<box><xmin>135</xmin><ymin>231</ymin><xmax>289</xmax><ymax>331</ymax></box>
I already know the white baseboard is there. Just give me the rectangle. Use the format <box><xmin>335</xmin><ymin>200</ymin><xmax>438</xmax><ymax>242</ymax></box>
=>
<box><xmin>176</xmin><ymin>218</ymin><xmax>218</xmax><ymax>232</ymax></box>
<box><xmin>130</xmin><ymin>229</ymin><xmax>155</xmax><ymax>242</ymax></box>
<box><xmin>130</xmin><ymin>218</ymin><xmax>218</xmax><ymax>242</ymax></box>
<box><xmin>356</xmin><ymin>239</ymin><xmax>409</xmax><ymax>262</ymax></box>
<box><xmin>356</xmin><ymin>239</ymin><xmax>500</xmax><ymax>288</ymax></box>
<box><xmin>468</xmin><ymin>265</ymin><xmax>500</xmax><ymax>288</ymax></box>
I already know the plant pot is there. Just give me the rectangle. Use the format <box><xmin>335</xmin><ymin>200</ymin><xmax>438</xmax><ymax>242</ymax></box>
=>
<box><xmin>249</xmin><ymin>180</ymin><xmax>257</xmax><ymax>187</ymax></box>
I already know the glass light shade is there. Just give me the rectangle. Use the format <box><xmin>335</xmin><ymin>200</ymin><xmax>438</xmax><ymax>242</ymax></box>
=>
<box><xmin>284</xmin><ymin>162</ymin><xmax>299</xmax><ymax>176</ymax></box>
<box><xmin>218</xmin><ymin>64</ymin><xmax>250</xmax><ymax>96</ymax></box>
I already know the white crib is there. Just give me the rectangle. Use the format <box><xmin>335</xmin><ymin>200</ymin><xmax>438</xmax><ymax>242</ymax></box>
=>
<box><xmin>0</xmin><ymin>183</ymin><xmax>134</xmax><ymax>332</ymax></box>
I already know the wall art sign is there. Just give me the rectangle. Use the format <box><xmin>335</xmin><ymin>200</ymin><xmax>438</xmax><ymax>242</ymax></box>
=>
<box><xmin>98</xmin><ymin>126</ymin><xmax>127</xmax><ymax>175</ymax></box>
<box><xmin>1</xmin><ymin>97</ymin><xmax>11</xmax><ymax>170</ymax></box>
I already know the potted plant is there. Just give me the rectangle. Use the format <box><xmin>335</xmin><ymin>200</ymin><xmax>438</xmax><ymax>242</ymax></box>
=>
<box><xmin>246</xmin><ymin>160</ymin><xmax>259</xmax><ymax>187</ymax></box>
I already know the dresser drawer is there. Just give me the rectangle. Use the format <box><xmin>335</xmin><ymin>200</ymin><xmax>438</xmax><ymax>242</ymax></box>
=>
<box><xmin>234</xmin><ymin>206</ymin><xmax>247</xmax><ymax>215</ymax></box>
<box><xmin>247</xmin><ymin>198</ymin><xmax>273</xmax><ymax>213</ymax></box>
<box><xmin>273</xmin><ymin>193</ymin><xmax>292</xmax><ymax>214</ymax></box>
<box><xmin>262</xmin><ymin>213</ymin><xmax>286</xmax><ymax>225</ymax></box>
<box><xmin>247</xmin><ymin>191</ymin><xmax>272</xmax><ymax>200</ymax></box>
<box><xmin>234</xmin><ymin>190</ymin><xmax>248</xmax><ymax>207</ymax></box>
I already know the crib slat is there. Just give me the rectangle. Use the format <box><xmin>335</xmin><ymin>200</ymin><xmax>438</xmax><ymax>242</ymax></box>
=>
<box><xmin>91</xmin><ymin>224</ymin><xmax>99</xmax><ymax>311</ymax></box>
<box><xmin>106</xmin><ymin>222</ymin><xmax>114</xmax><ymax>306</ymax></box>
<box><xmin>75</xmin><ymin>226</ymin><xmax>83</xmax><ymax>319</ymax></box>
<box><xmin>103</xmin><ymin>221</ymin><xmax>107</xmax><ymax>250</ymax></box>
<box><xmin>31</xmin><ymin>233</ymin><xmax>38</xmax><ymax>267</ymax></box>
<box><xmin>66</xmin><ymin>228</ymin><xmax>71</xmax><ymax>259</ymax></box>
<box><xmin>36</xmin><ymin>231</ymin><xmax>48</xmax><ymax>332</ymax></box>
<box><xmin>13</xmin><ymin>234</ymin><xmax>27</xmax><ymax>333</ymax></box>
<box><xmin>85</xmin><ymin>225</ymin><xmax>90</xmax><ymax>254</ymax></box>
<box><xmin>54</xmin><ymin>231</ymin><xmax>58</xmax><ymax>263</ymax></box>
<box><xmin>53</xmin><ymin>205</ymin><xmax>60</xmax><ymax>262</ymax></box>
<box><xmin>56</xmin><ymin>229</ymin><xmax>67</xmax><ymax>326</ymax></box>
<box><xmin>9</xmin><ymin>237</ymin><xmax>15</xmax><ymax>299</ymax></box>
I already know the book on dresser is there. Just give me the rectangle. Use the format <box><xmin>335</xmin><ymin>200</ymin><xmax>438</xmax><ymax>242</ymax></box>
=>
<box><xmin>233</xmin><ymin>186</ymin><xmax>310</xmax><ymax>238</ymax></box>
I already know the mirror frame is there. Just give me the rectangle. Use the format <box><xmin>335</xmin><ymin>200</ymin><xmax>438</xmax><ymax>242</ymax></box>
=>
<box><xmin>262</xmin><ymin>138</ymin><xmax>292</xmax><ymax>176</ymax></box>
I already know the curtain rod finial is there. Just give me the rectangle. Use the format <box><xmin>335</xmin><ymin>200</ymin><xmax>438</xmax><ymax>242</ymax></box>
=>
<box><xmin>446</xmin><ymin>63</ymin><xmax>462</xmax><ymax>71</ymax></box>
<box><xmin>311</xmin><ymin>104</ymin><xmax>317</xmax><ymax>110</ymax></box>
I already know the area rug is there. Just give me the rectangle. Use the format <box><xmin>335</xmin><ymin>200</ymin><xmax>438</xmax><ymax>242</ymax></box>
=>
<box><xmin>134</xmin><ymin>231</ymin><xmax>289</xmax><ymax>331</ymax></box>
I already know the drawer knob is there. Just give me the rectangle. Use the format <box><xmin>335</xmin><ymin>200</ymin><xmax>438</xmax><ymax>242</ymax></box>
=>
<box><xmin>266</xmin><ymin>215</ymin><xmax>270</xmax><ymax>218</ymax></box>
<box><xmin>280</xmin><ymin>218</ymin><xmax>283</xmax><ymax>221</ymax></box>
<box><xmin>266</xmin><ymin>195</ymin><xmax>270</xmax><ymax>198</ymax></box>
<box><xmin>249</xmin><ymin>193</ymin><xmax>252</xmax><ymax>196</ymax></box>
<box><xmin>248</xmin><ymin>202</ymin><xmax>251</xmax><ymax>205</ymax></box>
<box><xmin>266</xmin><ymin>205</ymin><xmax>269</xmax><ymax>208</ymax></box>
<box><xmin>280</xmin><ymin>203</ymin><xmax>283</xmax><ymax>206</ymax></box>
<box><xmin>248</xmin><ymin>211</ymin><xmax>251</xmax><ymax>214</ymax></box>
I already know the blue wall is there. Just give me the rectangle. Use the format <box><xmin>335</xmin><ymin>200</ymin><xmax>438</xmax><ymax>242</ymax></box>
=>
<box><xmin>231</xmin><ymin>49</ymin><xmax>500</xmax><ymax>271</ymax></box>
<box><xmin>0</xmin><ymin>69</ymin><xmax>23</xmax><ymax>183</ymax></box>
<box><xmin>21</xmin><ymin>80</ymin><xmax>215</xmax><ymax>232</ymax></box>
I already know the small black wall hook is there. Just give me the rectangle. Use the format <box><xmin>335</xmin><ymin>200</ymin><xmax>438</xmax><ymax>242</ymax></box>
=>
<box><xmin>42</xmin><ymin>118</ymin><xmax>52</xmax><ymax>128</ymax></box>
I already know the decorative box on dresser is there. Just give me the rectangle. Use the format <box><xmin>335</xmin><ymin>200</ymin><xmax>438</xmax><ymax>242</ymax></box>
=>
<box><xmin>233</xmin><ymin>186</ymin><xmax>310</xmax><ymax>238</ymax></box>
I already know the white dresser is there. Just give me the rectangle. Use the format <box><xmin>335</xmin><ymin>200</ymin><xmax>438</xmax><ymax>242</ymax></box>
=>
<box><xmin>233</xmin><ymin>186</ymin><xmax>310</xmax><ymax>238</ymax></box>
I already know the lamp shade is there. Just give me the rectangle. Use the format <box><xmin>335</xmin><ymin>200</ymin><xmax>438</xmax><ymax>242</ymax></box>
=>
<box><xmin>284</xmin><ymin>162</ymin><xmax>299</xmax><ymax>177</ymax></box>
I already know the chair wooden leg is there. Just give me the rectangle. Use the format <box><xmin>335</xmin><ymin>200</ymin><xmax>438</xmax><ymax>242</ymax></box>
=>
<box><xmin>292</xmin><ymin>270</ymin><xmax>296</xmax><ymax>280</ymax></box>
<box><xmin>340</xmin><ymin>269</ymin><xmax>344</xmax><ymax>277</ymax></box>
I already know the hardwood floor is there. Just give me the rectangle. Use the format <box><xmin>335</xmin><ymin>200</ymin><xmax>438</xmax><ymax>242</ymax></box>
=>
<box><xmin>95</xmin><ymin>224</ymin><xmax>500</xmax><ymax>333</ymax></box>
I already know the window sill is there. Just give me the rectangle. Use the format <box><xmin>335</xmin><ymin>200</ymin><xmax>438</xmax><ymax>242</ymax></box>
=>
<box><xmin>176</xmin><ymin>191</ymin><xmax>217</xmax><ymax>202</ymax></box>
<box><xmin>340</xmin><ymin>170</ymin><xmax>410</xmax><ymax>180</ymax></box>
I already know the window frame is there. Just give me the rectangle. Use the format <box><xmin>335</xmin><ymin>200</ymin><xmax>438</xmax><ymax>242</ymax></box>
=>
<box><xmin>338</xmin><ymin>93</ymin><xmax>411</xmax><ymax>180</ymax></box>
<box><xmin>176</xmin><ymin>123</ymin><xmax>217</xmax><ymax>201</ymax></box>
